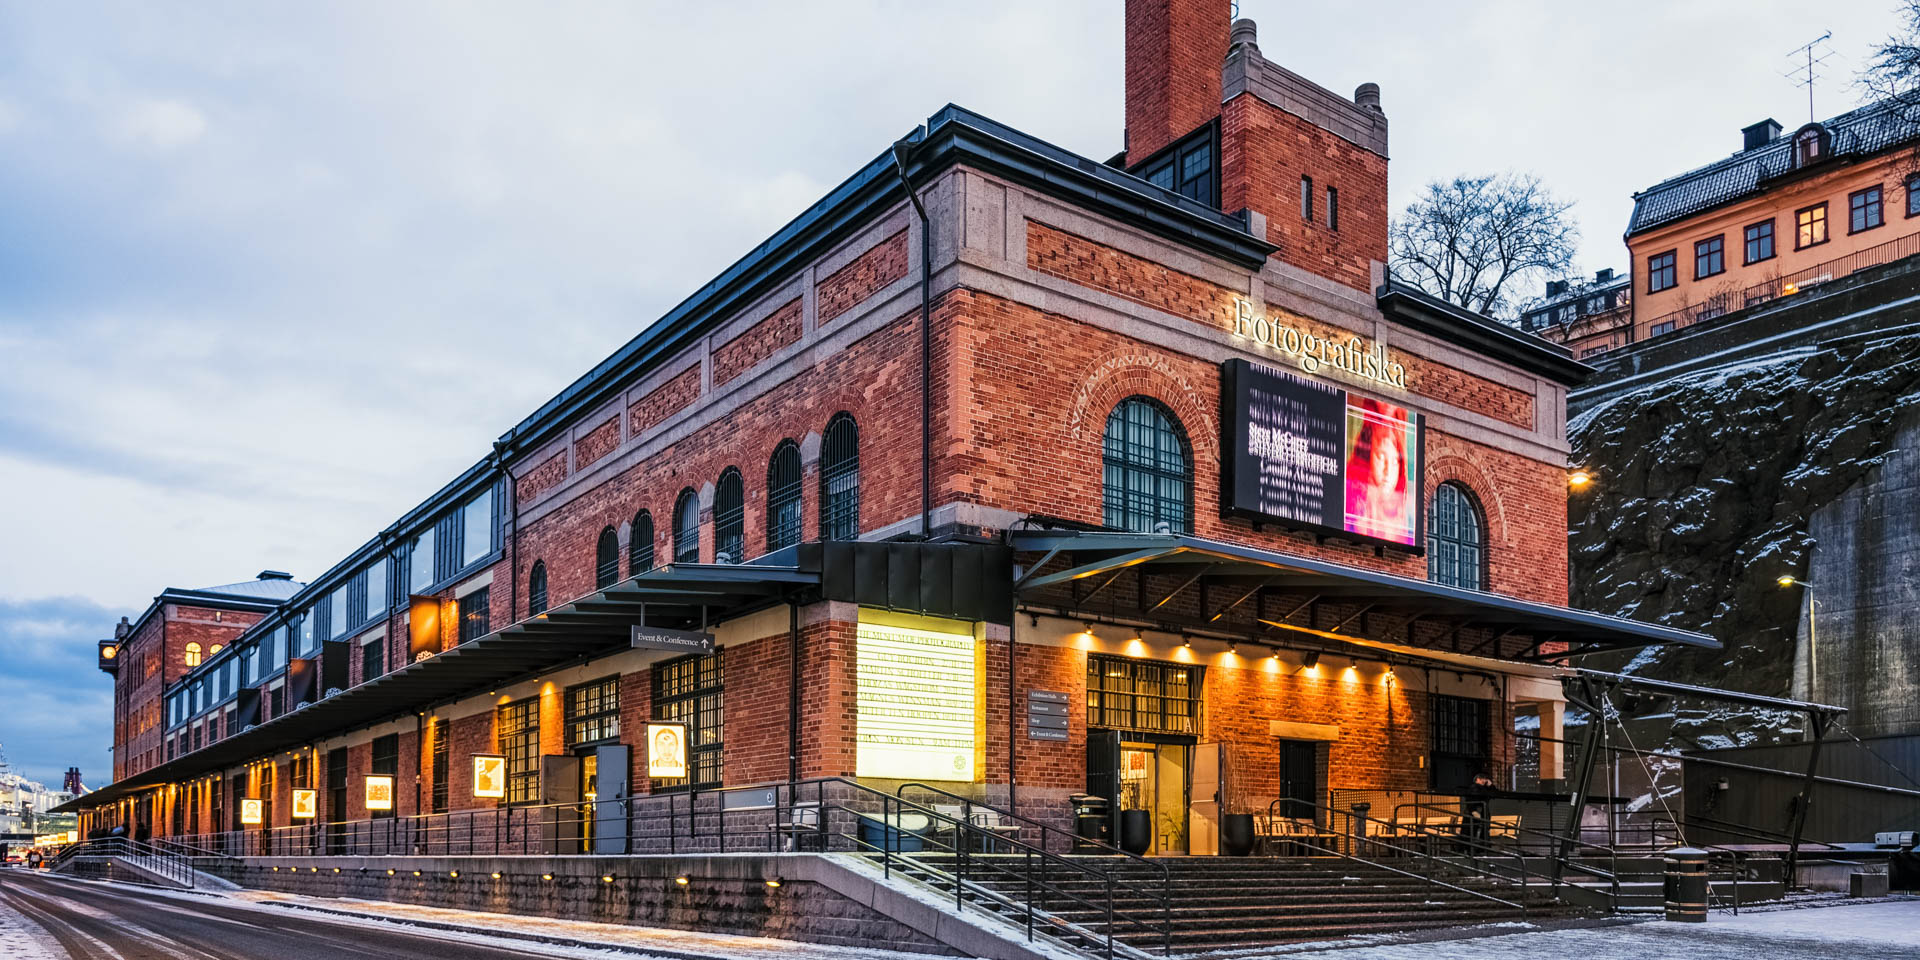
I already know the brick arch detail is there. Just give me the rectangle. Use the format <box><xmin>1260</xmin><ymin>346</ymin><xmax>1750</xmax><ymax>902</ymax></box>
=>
<box><xmin>1065</xmin><ymin>351</ymin><xmax>1220</xmax><ymax>468</ymax></box>
<box><xmin>1423</xmin><ymin>453</ymin><xmax>1508</xmax><ymax>552</ymax></box>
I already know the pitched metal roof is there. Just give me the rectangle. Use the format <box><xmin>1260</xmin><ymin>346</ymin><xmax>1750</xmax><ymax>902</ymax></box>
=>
<box><xmin>1628</xmin><ymin>99</ymin><xmax>1920</xmax><ymax>237</ymax></box>
<box><xmin>191</xmin><ymin>577</ymin><xmax>306</xmax><ymax>602</ymax></box>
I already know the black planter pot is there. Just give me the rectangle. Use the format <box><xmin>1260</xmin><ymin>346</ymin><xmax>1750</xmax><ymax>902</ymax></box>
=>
<box><xmin>1220</xmin><ymin>813</ymin><xmax>1256</xmax><ymax>856</ymax></box>
<box><xmin>1119</xmin><ymin>809</ymin><xmax>1153</xmax><ymax>855</ymax></box>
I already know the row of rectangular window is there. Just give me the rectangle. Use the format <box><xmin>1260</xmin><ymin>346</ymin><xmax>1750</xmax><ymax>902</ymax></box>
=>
<box><xmin>1299</xmin><ymin>176</ymin><xmax>1339</xmax><ymax>230</ymax></box>
<box><xmin>1648</xmin><ymin>181</ymin><xmax>1912</xmax><ymax>295</ymax></box>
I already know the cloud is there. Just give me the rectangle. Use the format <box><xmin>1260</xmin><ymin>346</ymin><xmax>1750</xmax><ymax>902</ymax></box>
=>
<box><xmin>0</xmin><ymin>596</ymin><xmax>127</xmax><ymax>788</ymax></box>
<box><xmin>111</xmin><ymin>97</ymin><xmax>207</xmax><ymax>151</ymax></box>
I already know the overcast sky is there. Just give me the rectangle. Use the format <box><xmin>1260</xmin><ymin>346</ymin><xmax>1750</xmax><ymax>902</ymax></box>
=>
<box><xmin>0</xmin><ymin>1</ymin><xmax>1904</xmax><ymax>786</ymax></box>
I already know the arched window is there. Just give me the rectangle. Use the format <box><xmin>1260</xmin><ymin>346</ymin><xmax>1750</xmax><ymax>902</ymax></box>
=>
<box><xmin>208</xmin><ymin>644</ymin><xmax>223</xmax><ymax>656</ymax></box>
<box><xmin>766</xmin><ymin>440</ymin><xmax>802</xmax><ymax>552</ymax></box>
<box><xmin>1427</xmin><ymin>482</ymin><xmax>1486</xmax><ymax>591</ymax></box>
<box><xmin>674</xmin><ymin>489</ymin><xmax>701</xmax><ymax>563</ymax></box>
<box><xmin>184</xmin><ymin>642</ymin><xmax>203</xmax><ymax>668</ymax></box>
<box><xmin>629</xmin><ymin>510</ymin><xmax>655</xmax><ymax>574</ymax></box>
<box><xmin>595</xmin><ymin>525</ymin><xmax>620</xmax><ymax>589</ymax></box>
<box><xmin>820</xmin><ymin>413</ymin><xmax>860</xmax><ymax>541</ymax></box>
<box><xmin>528</xmin><ymin>560</ymin><xmax>548</xmax><ymax>616</ymax></box>
<box><xmin>1102</xmin><ymin>397</ymin><xmax>1192</xmax><ymax>534</ymax></box>
<box><xmin>713</xmin><ymin>468</ymin><xmax>745</xmax><ymax>564</ymax></box>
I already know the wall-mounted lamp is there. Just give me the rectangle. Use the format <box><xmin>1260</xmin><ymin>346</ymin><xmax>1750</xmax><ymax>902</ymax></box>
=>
<box><xmin>1301</xmin><ymin>650</ymin><xmax>1321</xmax><ymax>669</ymax></box>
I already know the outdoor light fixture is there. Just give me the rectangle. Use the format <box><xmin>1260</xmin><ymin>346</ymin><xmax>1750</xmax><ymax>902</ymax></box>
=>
<box><xmin>1301</xmin><ymin>650</ymin><xmax>1321</xmax><ymax>669</ymax></box>
<box><xmin>491</xmin><ymin>872</ymin><xmax>502</xmax><ymax>880</ymax></box>
<box><xmin>1182</xmin><ymin>636</ymin><xmax>1192</xmax><ymax>648</ymax></box>
<box><xmin>449</xmin><ymin>871</ymin><xmax>460</xmax><ymax>879</ymax></box>
<box><xmin>1568</xmin><ymin>469</ymin><xmax>1593</xmax><ymax>490</ymax></box>
<box><xmin>332</xmin><ymin>868</ymin><xmax>340</xmax><ymax>873</ymax></box>
<box><xmin>542</xmin><ymin>874</ymin><xmax>554</xmax><ymax>881</ymax></box>
<box><xmin>674</xmin><ymin>876</ymin><xmax>690</xmax><ymax>886</ymax></box>
<box><xmin>765</xmin><ymin>879</ymin><xmax>782</xmax><ymax>889</ymax></box>
<box><xmin>1228</xmin><ymin>641</ymin><xmax>1238</xmax><ymax>653</ymax></box>
<box><xmin>1777</xmin><ymin>575</ymin><xmax>1807</xmax><ymax>588</ymax></box>
<box><xmin>387</xmin><ymin>869</ymin><xmax>396</xmax><ymax>876</ymax></box>
<box><xmin>412</xmin><ymin>870</ymin><xmax>422</xmax><ymax>877</ymax></box>
<box><xmin>603</xmin><ymin>875</ymin><xmax>616</xmax><ymax>883</ymax></box>
<box><xmin>310</xmin><ymin>867</ymin><xmax>317</xmax><ymax>873</ymax></box>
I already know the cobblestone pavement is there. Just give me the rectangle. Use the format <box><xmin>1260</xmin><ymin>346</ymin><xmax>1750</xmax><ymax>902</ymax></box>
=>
<box><xmin>1275</xmin><ymin>900</ymin><xmax>1920</xmax><ymax>959</ymax></box>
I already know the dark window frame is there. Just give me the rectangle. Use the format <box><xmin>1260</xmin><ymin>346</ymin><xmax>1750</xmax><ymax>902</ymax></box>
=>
<box><xmin>629</xmin><ymin>510</ymin><xmax>655</xmax><ymax>574</ymax></box>
<box><xmin>1102</xmin><ymin>396</ymin><xmax>1193</xmax><ymax>535</ymax></box>
<box><xmin>528</xmin><ymin>560</ymin><xmax>548</xmax><ymax>617</ymax></box>
<box><xmin>595</xmin><ymin>525</ymin><xmax>620</xmax><ymax>589</ymax></box>
<box><xmin>1693</xmin><ymin>235</ymin><xmax>1724</xmax><ymax>280</ymax></box>
<box><xmin>1646</xmin><ymin>250</ymin><xmax>1677</xmax><ymax>293</ymax></box>
<box><xmin>1086</xmin><ymin>654</ymin><xmax>1203</xmax><ymax>735</ymax></box>
<box><xmin>766</xmin><ymin>440</ymin><xmax>802</xmax><ymax>553</ymax></box>
<box><xmin>496</xmin><ymin>697</ymin><xmax>540</xmax><ymax>805</ymax></box>
<box><xmin>713</xmin><ymin>467</ymin><xmax>745</xmax><ymax>564</ymax></box>
<box><xmin>651</xmin><ymin>651</ymin><xmax>723</xmax><ymax>791</ymax></box>
<box><xmin>565</xmin><ymin>676</ymin><xmax>621</xmax><ymax>747</ymax></box>
<box><xmin>430</xmin><ymin>720</ymin><xmax>449</xmax><ymax>813</ymax></box>
<box><xmin>1849</xmin><ymin>185</ymin><xmax>1885</xmax><ymax>234</ymax></box>
<box><xmin>1795</xmin><ymin>202</ymin><xmax>1829</xmax><ymax>250</ymax></box>
<box><xmin>820</xmin><ymin>413</ymin><xmax>860</xmax><ymax>541</ymax></box>
<box><xmin>673</xmin><ymin>489</ymin><xmax>701</xmax><ymax>563</ymax></box>
<box><xmin>1326</xmin><ymin>186</ymin><xmax>1339</xmax><ymax>231</ymax></box>
<box><xmin>1743</xmin><ymin>219</ymin><xmax>1775</xmax><ymax>265</ymax></box>
<box><xmin>1299</xmin><ymin>175</ymin><xmax>1313</xmax><ymax>221</ymax></box>
<box><xmin>1426</xmin><ymin>482</ymin><xmax>1486</xmax><ymax>591</ymax></box>
<box><xmin>459</xmin><ymin>587</ymin><xmax>490</xmax><ymax>644</ymax></box>
<box><xmin>1906</xmin><ymin>174</ymin><xmax>1920</xmax><ymax>218</ymax></box>
<box><xmin>1128</xmin><ymin>120</ymin><xmax>1220</xmax><ymax>207</ymax></box>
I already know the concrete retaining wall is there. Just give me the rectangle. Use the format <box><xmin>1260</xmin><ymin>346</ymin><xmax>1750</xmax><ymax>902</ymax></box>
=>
<box><xmin>199</xmin><ymin>853</ymin><xmax>960</xmax><ymax>955</ymax></box>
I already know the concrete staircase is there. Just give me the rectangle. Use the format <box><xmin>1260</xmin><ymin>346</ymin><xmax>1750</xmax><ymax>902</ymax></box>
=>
<box><xmin>898</xmin><ymin>855</ymin><xmax>1578</xmax><ymax>956</ymax></box>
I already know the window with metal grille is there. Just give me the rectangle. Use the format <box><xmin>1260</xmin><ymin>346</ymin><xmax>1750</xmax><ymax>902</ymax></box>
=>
<box><xmin>1427</xmin><ymin>482</ymin><xmax>1485</xmax><ymax>591</ymax></box>
<box><xmin>431</xmin><ymin>720</ymin><xmax>449</xmax><ymax>813</ymax></box>
<box><xmin>528</xmin><ymin>560</ymin><xmax>548</xmax><ymax>616</ymax></box>
<box><xmin>1102</xmin><ymin>397</ymin><xmax>1192</xmax><ymax>534</ymax></box>
<box><xmin>820</xmin><ymin>413</ymin><xmax>860</xmax><ymax>541</ymax></box>
<box><xmin>673</xmin><ymin>489</ymin><xmax>700</xmax><ymax>563</ymax></box>
<box><xmin>1431</xmin><ymin>694</ymin><xmax>1489</xmax><ymax>759</ymax></box>
<box><xmin>713</xmin><ymin>468</ymin><xmax>744</xmax><ymax>564</ymax></box>
<box><xmin>630</xmin><ymin>510</ymin><xmax>655</xmax><ymax>574</ymax></box>
<box><xmin>566</xmin><ymin>676</ymin><xmax>621</xmax><ymax>746</ymax></box>
<box><xmin>370</xmin><ymin>733</ymin><xmax>398</xmax><ymax>819</ymax></box>
<box><xmin>595</xmin><ymin>525</ymin><xmax>620</xmax><ymax>588</ymax></box>
<box><xmin>652</xmin><ymin>651</ymin><xmax>723</xmax><ymax>789</ymax></box>
<box><xmin>767</xmin><ymin>440</ymin><xmax>802</xmax><ymax>552</ymax></box>
<box><xmin>497</xmin><ymin>698</ymin><xmax>539</xmax><ymax>805</ymax></box>
<box><xmin>459</xmin><ymin>587</ymin><xmax>490</xmax><ymax>644</ymax></box>
<box><xmin>1086</xmin><ymin>655</ymin><xmax>1202</xmax><ymax>734</ymax></box>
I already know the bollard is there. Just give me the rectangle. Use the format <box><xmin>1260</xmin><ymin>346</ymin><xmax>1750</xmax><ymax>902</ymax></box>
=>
<box><xmin>1664</xmin><ymin>846</ymin><xmax>1709</xmax><ymax>922</ymax></box>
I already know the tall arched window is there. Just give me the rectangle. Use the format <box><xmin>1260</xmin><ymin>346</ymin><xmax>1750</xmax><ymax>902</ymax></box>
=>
<box><xmin>184</xmin><ymin>642</ymin><xmax>203</xmax><ymax>668</ymax></box>
<box><xmin>1427</xmin><ymin>482</ymin><xmax>1485</xmax><ymax>591</ymax></box>
<box><xmin>1102</xmin><ymin>397</ymin><xmax>1192</xmax><ymax>534</ymax></box>
<box><xmin>712</xmin><ymin>468</ymin><xmax>745</xmax><ymax>564</ymax></box>
<box><xmin>766</xmin><ymin>440</ymin><xmax>802</xmax><ymax>552</ymax></box>
<box><xmin>674</xmin><ymin>489</ymin><xmax>701</xmax><ymax>563</ymax></box>
<box><xmin>629</xmin><ymin>510</ymin><xmax>655</xmax><ymax>574</ymax></box>
<box><xmin>595</xmin><ymin>525</ymin><xmax>620</xmax><ymax>589</ymax></box>
<box><xmin>528</xmin><ymin>560</ymin><xmax>548</xmax><ymax>616</ymax></box>
<box><xmin>820</xmin><ymin>413</ymin><xmax>860</xmax><ymax>541</ymax></box>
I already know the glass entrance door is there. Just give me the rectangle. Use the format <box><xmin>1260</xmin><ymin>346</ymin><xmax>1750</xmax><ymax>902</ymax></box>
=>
<box><xmin>578</xmin><ymin>752</ymin><xmax>599</xmax><ymax>850</ymax></box>
<box><xmin>1119</xmin><ymin>741</ymin><xmax>1191</xmax><ymax>855</ymax></box>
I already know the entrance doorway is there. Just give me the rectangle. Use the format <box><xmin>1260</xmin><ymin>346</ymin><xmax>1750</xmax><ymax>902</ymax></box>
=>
<box><xmin>1118</xmin><ymin>740</ymin><xmax>1192</xmax><ymax>855</ymax></box>
<box><xmin>1277</xmin><ymin>740</ymin><xmax>1320</xmax><ymax>821</ymax></box>
<box><xmin>578</xmin><ymin>751</ymin><xmax>599</xmax><ymax>849</ymax></box>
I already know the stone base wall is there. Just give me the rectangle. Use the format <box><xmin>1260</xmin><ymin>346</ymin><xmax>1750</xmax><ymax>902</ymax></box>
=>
<box><xmin>199</xmin><ymin>853</ymin><xmax>957</xmax><ymax>955</ymax></box>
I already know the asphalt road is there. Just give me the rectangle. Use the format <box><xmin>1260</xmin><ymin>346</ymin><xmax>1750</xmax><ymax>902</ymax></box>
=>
<box><xmin>0</xmin><ymin>869</ymin><xmax>595</xmax><ymax>960</ymax></box>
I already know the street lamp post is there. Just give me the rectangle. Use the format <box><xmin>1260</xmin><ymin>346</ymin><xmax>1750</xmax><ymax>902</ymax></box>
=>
<box><xmin>1777</xmin><ymin>576</ymin><xmax>1818</xmax><ymax>703</ymax></box>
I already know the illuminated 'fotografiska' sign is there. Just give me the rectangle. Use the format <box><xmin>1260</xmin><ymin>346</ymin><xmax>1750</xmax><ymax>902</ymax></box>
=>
<box><xmin>1232</xmin><ymin>299</ymin><xmax>1407</xmax><ymax>389</ymax></box>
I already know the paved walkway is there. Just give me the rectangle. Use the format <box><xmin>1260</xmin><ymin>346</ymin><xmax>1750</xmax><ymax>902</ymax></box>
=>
<box><xmin>1265</xmin><ymin>899</ymin><xmax>1920</xmax><ymax>959</ymax></box>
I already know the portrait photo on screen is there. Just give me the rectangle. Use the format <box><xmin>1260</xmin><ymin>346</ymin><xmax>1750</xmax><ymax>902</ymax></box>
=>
<box><xmin>1342</xmin><ymin>397</ymin><xmax>1417</xmax><ymax>545</ymax></box>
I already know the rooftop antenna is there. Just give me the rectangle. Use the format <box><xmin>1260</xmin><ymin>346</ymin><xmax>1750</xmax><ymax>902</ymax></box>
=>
<box><xmin>1784</xmin><ymin>31</ymin><xmax>1836</xmax><ymax>123</ymax></box>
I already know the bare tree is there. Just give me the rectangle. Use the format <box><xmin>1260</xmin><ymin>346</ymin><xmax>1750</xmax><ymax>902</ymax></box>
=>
<box><xmin>1864</xmin><ymin>1</ymin><xmax>1920</xmax><ymax>116</ymax></box>
<box><xmin>1388</xmin><ymin>173</ymin><xmax>1579</xmax><ymax>319</ymax></box>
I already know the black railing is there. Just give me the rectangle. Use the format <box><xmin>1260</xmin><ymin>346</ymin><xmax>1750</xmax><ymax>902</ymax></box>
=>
<box><xmin>1264</xmin><ymin>797</ymin><xmax>1527</xmax><ymax>917</ymax></box>
<box><xmin>1385</xmin><ymin>799</ymin><xmax>1621</xmax><ymax>905</ymax></box>
<box><xmin>166</xmin><ymin>778</ymin><xmax>1174</xmax><ymax>959</ymax></box>
<box><xmin>50</xmin><ymin>837</ymin><xmax>197</xmax><ymax>889</ymax></box>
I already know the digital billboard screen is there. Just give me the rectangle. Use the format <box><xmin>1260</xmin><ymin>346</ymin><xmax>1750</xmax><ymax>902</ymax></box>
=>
<box><xmin>1221</xmin><ymin>358</ymin><xmax>1422</xmax><ymax>549</ymax></box>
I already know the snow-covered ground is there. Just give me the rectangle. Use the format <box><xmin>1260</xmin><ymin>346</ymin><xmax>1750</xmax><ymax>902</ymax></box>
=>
<box><xmin>1261</xmin><ymin>899</ymin><xmax>1920</xmax><ymax>959</ymax></box>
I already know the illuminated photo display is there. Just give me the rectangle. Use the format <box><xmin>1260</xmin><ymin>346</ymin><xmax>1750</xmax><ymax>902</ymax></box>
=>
<box><xmin>471</xmin><ymin>755</ymin><xmax>506</xmax><ymax>799</ymax></box>
<box><xmin>291</xmin><ymin>788</ymin><xmax>317</xmax><ymax>820</ymax></box>
<box><xmin>1221</xmin><ymin>358</ymin><xmax>1423</xmax><ymax>549</ymax></box>
<box><xmin>240</xmin><ymin>798</ymin><xmax>264</xmax><ymax>825</ymax></box>
<box><xmin>646</xmin><ymin>722</ymin><xmax>688</xmax><ymax>779</ymax></box>
<box><xmin>855</xmin><ymin>617</ymin><xmax>981</xmax><ymax>781</ymax></box>
<box><xmin>364</xmin><ymin>774</ymin><xmax>394</xmax><ymax>811</ymax></box>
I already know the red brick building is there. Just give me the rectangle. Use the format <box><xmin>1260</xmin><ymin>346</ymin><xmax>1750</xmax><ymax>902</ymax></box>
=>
<box><xmin>71</xmin><ymin>2</ymin><xmax>1711</xmax><ymax>856</ymax></box>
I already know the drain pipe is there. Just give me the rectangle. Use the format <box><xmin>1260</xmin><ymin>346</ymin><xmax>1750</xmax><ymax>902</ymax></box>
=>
<box><xmin>890</xmin><ymin>134</ymin><xmax>933</xmax><ymax>540</ymax></box>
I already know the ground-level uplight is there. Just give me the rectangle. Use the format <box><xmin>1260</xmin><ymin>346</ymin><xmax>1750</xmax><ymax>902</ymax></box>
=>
<box><xmin>765</xmin><ymin>879</ymin><xmax>782</xmax><ymax>888</ymax></box>
<box><xmin>673</xmin><ymin>876</ymin><xmax>689</xmax><ymax>886</ymax></box>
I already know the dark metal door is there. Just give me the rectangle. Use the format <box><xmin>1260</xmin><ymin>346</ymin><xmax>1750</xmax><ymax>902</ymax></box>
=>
<box><xmin>1279</xmin><ymin>740</ymin><xmax>1318</xmax><ymax>820</ymax></box>
<box><xmin>593</xmin><ymin>745</ymin><xmax>630</xmax><ymax>855</ymax></box>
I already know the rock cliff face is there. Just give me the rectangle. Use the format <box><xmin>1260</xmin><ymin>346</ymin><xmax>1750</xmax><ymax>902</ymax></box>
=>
<box><xmin>1568</xmin><ymin>331</ymin><xmax>1920</xmax><ymax>747</ymax></box>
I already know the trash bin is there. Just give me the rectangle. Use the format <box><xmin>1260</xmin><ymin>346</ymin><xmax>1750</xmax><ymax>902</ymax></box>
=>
<box><xmin>1071</xmin><ymin>794</ymin><xmax>1111</xmax><ymax>851</ymax></box>
<box><xmin>1664</xmin><ymin>847</ymin><xmax>1709</xmax><ymax>922</ymax></box>
<box><xmin>1221</xmin><ymin>813</ymin><xmax>1256</xmax><ymax>857</ymax></box>
<box><xmin>858</xmin><ymin>812</ymin><xmax>929</xmax><ymax>853</ymax></box>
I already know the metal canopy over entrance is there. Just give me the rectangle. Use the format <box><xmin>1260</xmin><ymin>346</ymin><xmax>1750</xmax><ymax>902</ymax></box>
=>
<box><xmin>56</xmin><ymin>562</ymin><xmax>818</xmax><ymax>814</ymax></box>
<box><xmin>1012</xmin><ymin>530</ymin><xmax>1720</xmax><ymax>662</ymax></box>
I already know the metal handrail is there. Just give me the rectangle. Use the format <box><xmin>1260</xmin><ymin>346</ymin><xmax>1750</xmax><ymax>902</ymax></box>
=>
<box><xmin>1390</xmin><ymin>799</ymin><xmax>1622</xmax><ymax>887</ymax></box>
<box><xmin>53</xmin><ymin>837</ymin><xmax>196</xmax><ymax>889</ymax></box>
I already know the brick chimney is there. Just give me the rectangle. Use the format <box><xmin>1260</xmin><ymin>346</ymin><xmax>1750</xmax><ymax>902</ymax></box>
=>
<box><xmin>1124</xmin><ymin>0</ymin><xmax>1231</xmax><ymax>167</ymax></box>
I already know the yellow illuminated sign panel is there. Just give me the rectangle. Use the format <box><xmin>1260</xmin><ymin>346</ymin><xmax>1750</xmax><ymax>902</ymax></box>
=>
<box><xmin>472</xmin><ymin>755</ymin><xmax>506</xmax><ymax>799</ymax></box>
<box><xmin>647</xmin><ymin>723</ymin><xmax>688</xmax><ymax>779</ymax></box>
<box><xmin>240</xmin><ymin>798</ymin><xmax>264</xmax><ymax>825</ymax></box>
<box><xmin>291</xmin><ymin>789</ymin><xmax>317</xmax><ymax>820</ymax></box>
<box><xmin>364</xmin><ymin>775</ymin><xmax>394</xmax><ymax>811</ymax></box>
<box><xmin>855</xmin><ymin>617</ymin><xmax>981</xmax><ymax>781</ymax></box>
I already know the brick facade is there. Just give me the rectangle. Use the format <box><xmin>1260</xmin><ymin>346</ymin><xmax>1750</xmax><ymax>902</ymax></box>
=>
<box><xmin>1124</xmin><ymin>0</ymin><xmax>1230</xmax><ymax>166</ymax></box>
<box><xmin>1221</xmin><ymin>92</ymin><xmax>1389</xmax><ymax>292</ymax></box>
